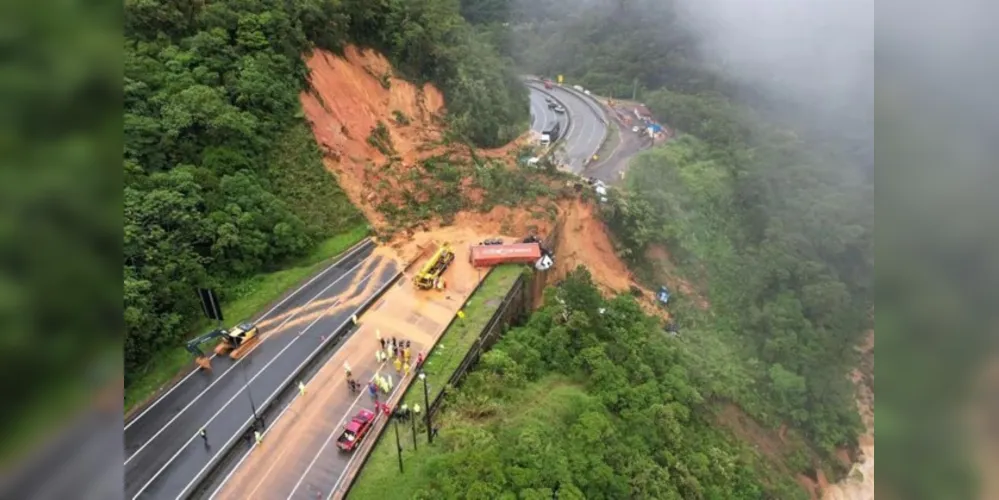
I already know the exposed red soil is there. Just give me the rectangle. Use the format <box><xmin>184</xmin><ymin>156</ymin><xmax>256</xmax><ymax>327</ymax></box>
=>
<box><xmin>300</xmin><ymin>46</ymin><xmax>447</xmax><ymax>227</ymax></box>
<box><xmin>553</xmin><ymin>200</ymin><xmax>633</xmax><ymax>294</ymax></box>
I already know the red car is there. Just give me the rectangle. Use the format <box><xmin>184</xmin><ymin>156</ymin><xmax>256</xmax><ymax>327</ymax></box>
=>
<box><xmin>543</xmin><ymin>79</ymin><xmax>553</xmax><ymax>89</ymax></box>
<box><xmin>336</xmin><ymin>408</ymin><xmax>377</xmax><ymax>452</ymax></box>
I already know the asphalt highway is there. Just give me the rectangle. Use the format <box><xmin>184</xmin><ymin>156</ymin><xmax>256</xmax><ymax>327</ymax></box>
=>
<box><xmin>123</xmin><ymin>239</ymin><xmax>402</xmax><ymax>499</ymax></box>
<box><xmin>527</xmin><ymin>83</ymin><xmax>606</xmax><ymax>174</ymax></box>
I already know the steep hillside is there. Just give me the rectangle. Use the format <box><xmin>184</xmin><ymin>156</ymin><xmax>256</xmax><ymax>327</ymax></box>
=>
<box><xmin>123</xmin><ymin>0</ymin><xmax>531</xmax><ymax>402</ymax></box>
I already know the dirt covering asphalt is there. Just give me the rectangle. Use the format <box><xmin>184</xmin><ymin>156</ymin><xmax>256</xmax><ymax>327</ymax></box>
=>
<box><xmin>297</xmin><ymin>46</ymin><xmax>871</xmax><ymax>499</ymax></box>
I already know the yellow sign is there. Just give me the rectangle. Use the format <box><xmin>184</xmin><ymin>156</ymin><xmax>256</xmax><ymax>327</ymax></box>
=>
<box><xmin>557</xmin><ymin>74</ymin><xmax>564</xmax><ymax>84</ymax></box>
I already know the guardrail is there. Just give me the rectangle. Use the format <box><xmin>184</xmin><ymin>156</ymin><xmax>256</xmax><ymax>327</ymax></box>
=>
<box><xmin>329</xmin><ymin>266</ymin><xmax>497</xmax><ymax>499</ymax></box>
<box><xmin>557</xmin><ymin>84</ymin><xmax>609</xmax><ymax>126</ymax></box>
<box><xmin>337</xmin><ymin>220</ymin><xmax>566</xmax><ymax>499</ymax></box>
<box><xmin>525</xmin><ymin>83</ymin><xmax>574</xmax><ymax>165</ymax></box>
<box><xmin>187</xmin><ymin>267</ymin><xmax>403</xmax><ymax>499</ymax></box>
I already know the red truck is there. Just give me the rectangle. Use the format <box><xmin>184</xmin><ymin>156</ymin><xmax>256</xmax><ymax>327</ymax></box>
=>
<box><xmin>470</xmin><ymin>242</ymin><xmax>542</xmax><ymax>267</ymax></box>
<box><xmin>336</xmin><ymin>408</ymin><xmax>377</xmax><ymax>452</ymax></box>
<box><xmin>543</xmin><ymin>79</ymin><xmax>554</xmax><ymax>89</ymax></box>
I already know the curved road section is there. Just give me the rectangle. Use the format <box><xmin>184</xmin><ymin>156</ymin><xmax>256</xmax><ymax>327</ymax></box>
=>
<box><xmin>525</xmin><ymin>82</ymin><xmax>606</xmax><ymax>174</ymax></box>
<box><xmin>123</xmin><ymin>239</ymin><xmax>401</xmax><ymax>499</ymax></box>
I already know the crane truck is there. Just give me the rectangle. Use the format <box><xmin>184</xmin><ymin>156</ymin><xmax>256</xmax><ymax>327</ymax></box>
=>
<box><xmin>414</xmin><ymin>243</ymin><xmax>455</xmax><ymax>290</ymax></box>
<box><xmin>185</xmin><ymin>322</ymin><xmax>260</xmax><ymax>370</ymax></box>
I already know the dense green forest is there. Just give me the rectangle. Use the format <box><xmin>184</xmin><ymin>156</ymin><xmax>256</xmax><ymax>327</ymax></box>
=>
<box><xmin>123</xmin><ymin>0</ymin><xmax>529</xmax><ymax>385</ymax></box>
<box><xmin>351</xmin><ymin>268</ymin><xmax>806</xmax><ymax>499</ymax></box>
<box><xmin>501</xmin><ymin>0</ymin><xmax>874</xmax><ymax>459</ymax></box>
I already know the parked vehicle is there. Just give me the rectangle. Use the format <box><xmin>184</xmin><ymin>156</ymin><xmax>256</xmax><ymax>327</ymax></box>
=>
<box><xmin>553</xmin><ymin>105</ymin><xmax>566</xmax><ymax>114</ymax></box>
<box><xmin>336</xmin><ymin>409</ymin><xmax>377</xmax><ymax>452</ymax></box>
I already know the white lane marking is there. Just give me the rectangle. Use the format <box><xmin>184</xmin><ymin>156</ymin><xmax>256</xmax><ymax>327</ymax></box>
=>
<box><xmin>209</xmin><ymin>349</ymin><xmax>359</xmax><ymax>500</ymax></box>
<box><xmin>170</xmin><ymin>271</ymin><xmax>399</xmax><ymax>500</ymax></box>
<box><xmin>124</xmin><ymin>239</ymin><xmax>372</xmax><ymax>431</ymax></box>
<box><xmin>529</xmin><ymin>98</ymin><xmax>541</xmax><ymax>131</ymax></box>
<box><xmin>325</xmin><ymin>372</ymin><xmax>407</xmax><ymax>500</ymax></box>
<box><xmin>131</xmin><ymin>268</ymin><xmax>368</xmax><ymax>500</ymax></box>
<box><xmin>207</xmin><ymin>393</ymin><xmax>298</xmax><ymax>500</ymax></box>
<box><xmin>285</xmin><ymin>368</ymin><xmax>385</xmax><ymax>500</ymax></box>
<box><xmin>123</xmin><ymin>256</ymin><xmax>374</xmax><ymax>466</ymax></box>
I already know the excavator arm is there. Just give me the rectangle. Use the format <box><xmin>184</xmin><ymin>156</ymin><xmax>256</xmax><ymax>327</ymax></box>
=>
<box><xmin>186</xmin><ymin>328</ymin><xmax>226</xmax><ymax>370</ymax></box>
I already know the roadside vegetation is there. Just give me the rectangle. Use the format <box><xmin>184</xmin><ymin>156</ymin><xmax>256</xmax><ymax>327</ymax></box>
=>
<box><xmin>124</xmin><ymin>225</ymin><xmax>368</xmax><ymax>413</ymax></box>
<box><xmin>349</xmin><ymin>269</ymin><xmax>806</xmax><ymax>499</ymax></box>
<box><xmin>494</xmin><ymin>0</ymin><xmax>874</xmax><ymax>480</ymax></box>
<box><xmin>124</xmin><ymin>0</ymin><xmax>530</xmax><ymax>398</ymax></box>
<box><xmin>373</xmin><ymin>145</ymin><xmax>569</xmax><ymax>235</ymax></box>
<box><xmin>349</xmin><ymin>264</ymin><xmax>523</xmax><ymax>497</ymax></box>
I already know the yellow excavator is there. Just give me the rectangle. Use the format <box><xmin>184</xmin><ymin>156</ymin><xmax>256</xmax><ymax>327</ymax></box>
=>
<box><xmin>186</xmin><ymin>322</ymin><xmax>261</xmax><ymax>370</ymax></box>
<box><xmin>414</xmin><ymin>243</ymin><xmax>454</xmax><ymax>290</ymax></box>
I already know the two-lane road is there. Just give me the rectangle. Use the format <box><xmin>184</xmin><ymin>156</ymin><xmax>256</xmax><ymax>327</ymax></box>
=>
<box><xmin>124</xmin><ymin>240</ymin><xmax>402</xmax><ymax>499</ymax></box>
<box><xmin>526</xmin><ymin>83</ymin><xmax>606</xmax><ymax>174</ymax></box>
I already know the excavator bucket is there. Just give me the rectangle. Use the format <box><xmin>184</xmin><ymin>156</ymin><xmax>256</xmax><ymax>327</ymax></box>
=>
<box><xmin>195</xmin><ymin>356</ymin><xmax>213</xmax><ymax>371</ymax></box>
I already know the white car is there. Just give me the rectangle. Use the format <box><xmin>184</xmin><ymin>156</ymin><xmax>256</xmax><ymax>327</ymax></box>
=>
<box><xmin>553</xmin><ymin>105</ymin><xmax>566</xmax><ymax>114</ymax></box>
<box><xmin>572</xmin><ymin>85</ymin><xmax>583</xmax><ymax>92</ymax></box>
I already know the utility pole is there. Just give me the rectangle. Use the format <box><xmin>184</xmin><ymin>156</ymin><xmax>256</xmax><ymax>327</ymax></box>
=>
<box><xmin>240</xmin><ymin>360</ymin><xmax>262</xmax><ymax>429</ymax></box>
<box><xmin>419</xmin><ymin>372</ymin><xmax>432</xmax><ymax>444</ymax></box>
<box><xmin>410</xmin><ymin>410</ymin><xmax>418</xmax><ymax>450</ymax></box>
<box><xmin>394</xmin><ymin>418</ymin><xmax>404</xmax><ymax>473</ymax></box>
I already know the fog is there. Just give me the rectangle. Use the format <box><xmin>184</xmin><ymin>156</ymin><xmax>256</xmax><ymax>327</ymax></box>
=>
<box><xmin>674</xmin><ymin>0</ymin><xmax>872</xmax><ymax>131</ymax></box>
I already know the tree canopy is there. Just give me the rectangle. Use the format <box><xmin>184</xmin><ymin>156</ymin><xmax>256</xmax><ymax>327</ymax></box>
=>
<box><xmin>123</xmin><ymin>0</ymin><xmax>528</xmax><ymax>383</ymax></box>
<box><xmin>350</xmin><ymin>268</ymin><xmax>806</xmax><ymax>500</ymax></box>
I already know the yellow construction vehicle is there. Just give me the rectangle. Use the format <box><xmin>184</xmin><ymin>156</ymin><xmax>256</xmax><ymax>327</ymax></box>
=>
<box><xmin>414</xmin><ymin>243</ymin><xmax>454</xmax><ymax>290</ymax></box>
<box><xmin>186</xmin><ymin>322</ymin><xmax>261</xmax><ymax>371</ymax></box>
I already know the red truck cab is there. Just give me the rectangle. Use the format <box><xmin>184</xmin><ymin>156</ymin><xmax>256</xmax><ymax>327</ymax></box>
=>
<box><xmin>336</xmin><ymin>408</ymin><xmax>377</xmax><ymax>452</ymax></box>
<box><xmin>543</xmin><ymin>79</ymin><xmax>553</xmax><ymax>89</ymax></box>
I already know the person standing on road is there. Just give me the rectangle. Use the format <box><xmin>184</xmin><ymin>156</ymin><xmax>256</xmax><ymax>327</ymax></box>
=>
<box><xmin>393</xmin><ymin>356</ymin><xmax>402</xmax><ymax>373</ymax></box>
<box><xmin>386</xmin><ymin>373</ymin><xmax>394</xmax><ymax>391</ymax></box>
<box><xmin>404</xmin><ymin>362</ymin><xmax>411</xmax><ymax>377</ymax></box>
<box><xmin>298</xmin><ymin>381</ymin><xmax>307</xmax><ymax>397</ymax></box>
<box><xmin>254</xmin><ymin>430</ymin><xmax>263</xmax><ymax>447</ymax></box>
<box><xmin>375</xmin><ymin>350</ymin><xmax>383</xmax><ymax>364</ymax></box>
<box><xmin>200</xmin><ymin>428</ymin><xmax>208</xmax><ymax>447</ymax></box>
<box><xmin>404</xmin><ymin>347</ymin><xmax>411</xmax><ymax>364</ymax></box>
<box><xmin>344</xmin><ymin>361</ymin><xmax>352</xmax><ymax>377</ymax></box>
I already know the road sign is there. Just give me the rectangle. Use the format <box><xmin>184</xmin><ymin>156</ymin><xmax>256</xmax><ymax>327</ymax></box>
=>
<box><xmin>197</xmin><ymin>288</ymin><xmax>224</xmax><ymax>322</ymax></box>
<box><xmin>557</xmin><ymin>74</ymin><xmax>563</xmax><ymax>84</ymax></box>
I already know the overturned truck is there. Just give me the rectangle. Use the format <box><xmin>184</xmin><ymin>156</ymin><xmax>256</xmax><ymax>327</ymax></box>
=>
<box><xmin>469</xmin><ymin>238</ymin><xmax>554</xmax><ymax>271</ymax></box>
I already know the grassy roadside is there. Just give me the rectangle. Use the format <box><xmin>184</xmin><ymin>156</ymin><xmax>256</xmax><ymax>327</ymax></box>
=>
<box><xmin>400</xmin><ymin>264</ymin><xmax>522</xmax><ymax>410</ymax></box>
<box><xmin>347</xmin><ymin>264</ymin><xmax>523</xmax><ymax>498</ymax></box>
<box><xmin>123</xmin><ymin>224</ymin><xmax>370</xmax><ymax>415</ymax></box>
<box><xmin>593</xmin><ymin>118</ymin><xmax>620</xmax><ymax>162</ymax></box>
